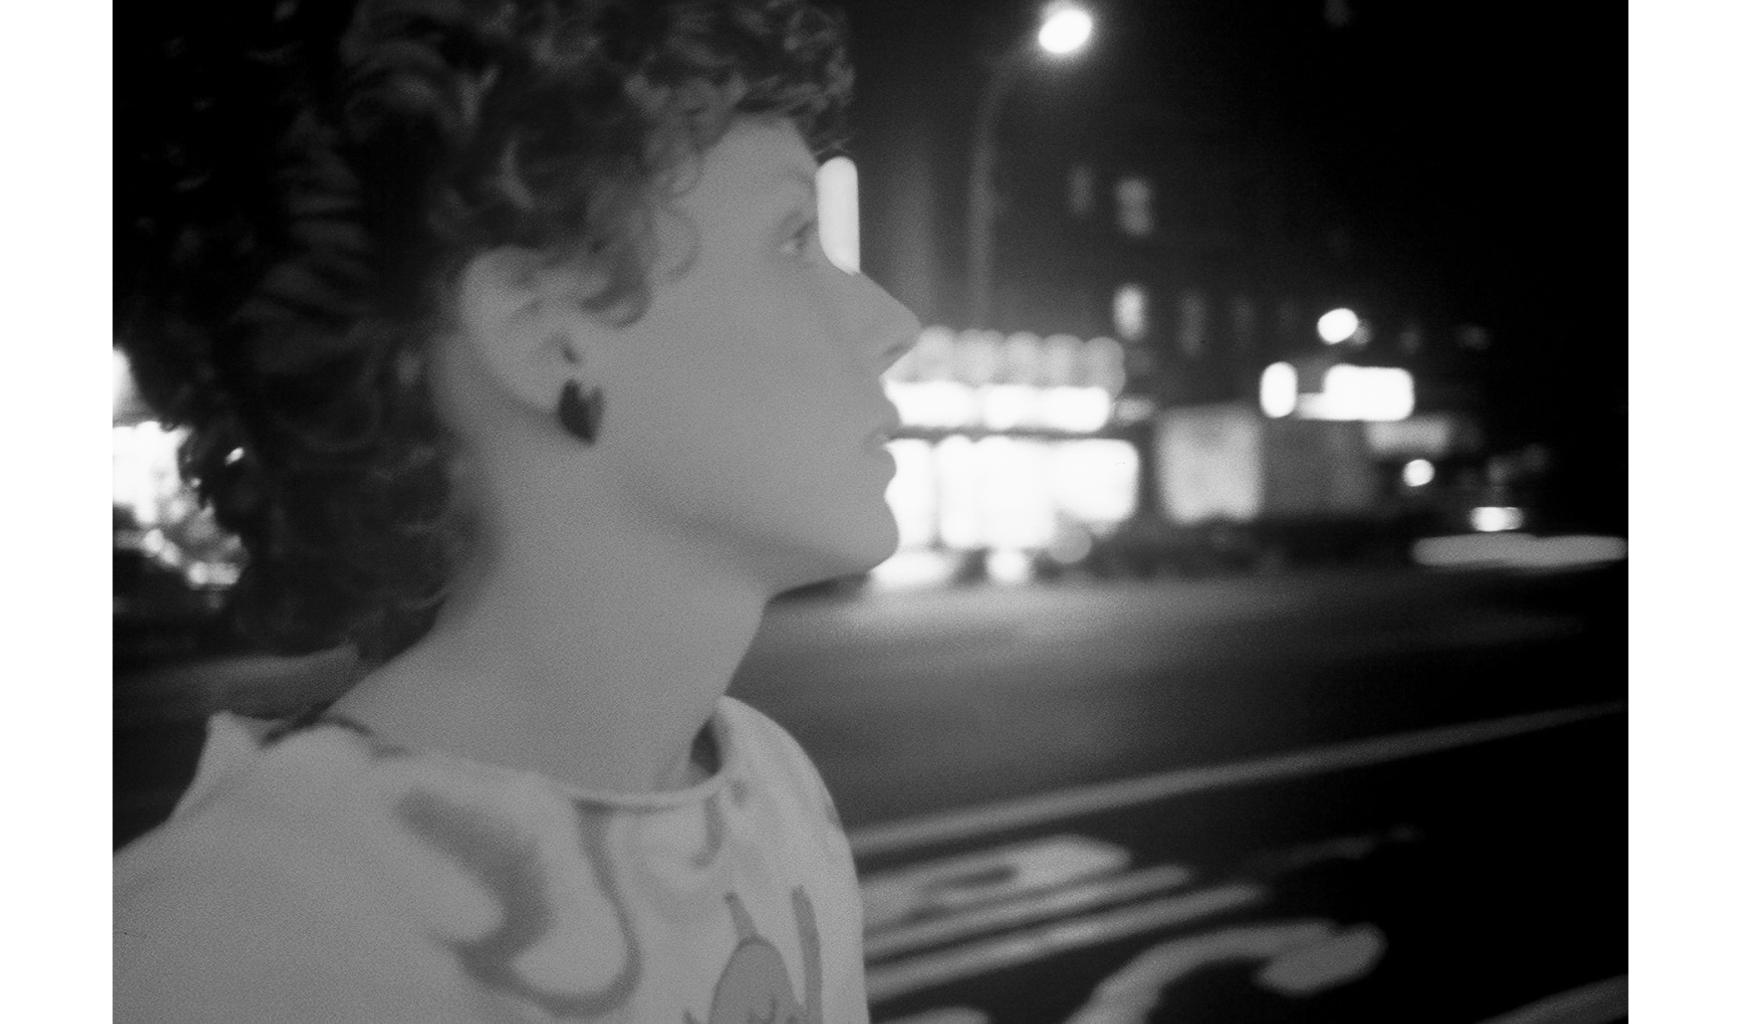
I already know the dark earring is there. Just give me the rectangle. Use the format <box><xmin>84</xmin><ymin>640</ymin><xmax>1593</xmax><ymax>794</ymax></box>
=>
<box><xmin>557</xmin><ymin>379</ymin><xmax>605</xmax><ymax>444</ymax></box>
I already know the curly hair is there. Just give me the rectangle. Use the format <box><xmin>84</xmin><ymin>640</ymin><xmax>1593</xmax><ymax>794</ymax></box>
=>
<box><xmin>116</xmin><ymin>0</ymin><xmax>855</xmax><ymax>663</ymax></box>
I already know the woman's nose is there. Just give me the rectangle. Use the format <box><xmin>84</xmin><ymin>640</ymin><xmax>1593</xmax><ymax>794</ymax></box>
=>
<box><xmin>848</xmin><ymin>273</ymin><xmax>921</xmax><ymax>374</ymax></box>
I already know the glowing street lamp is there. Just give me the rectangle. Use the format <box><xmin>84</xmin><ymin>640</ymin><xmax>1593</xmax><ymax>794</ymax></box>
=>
<box><xmin>1038</xmin><ymin>2</ymin><xmax>1094</xmax><ymax>55</ymax></box>
<box><xmin>966</xmin><ymin>2</ymin><xmax>1096</xmax><ymax>328</ymax></box>
<box><xmin>1317</xmin><ymin>308</ymin><xmax>1360</xmax><ymax>345</ymax></box>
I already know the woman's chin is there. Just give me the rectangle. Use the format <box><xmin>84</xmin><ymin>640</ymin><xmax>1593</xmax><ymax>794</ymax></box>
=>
<box><xmin>764</xmin><ymin>506</ymin><xmax>901</xmax><ymax>594</ymax></box>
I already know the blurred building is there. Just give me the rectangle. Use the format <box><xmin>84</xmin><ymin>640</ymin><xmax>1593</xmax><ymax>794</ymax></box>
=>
<box><xmin>832</xmin><ymin>0</ymin><xmax>1598</xmax><ymax>586</ymax></box>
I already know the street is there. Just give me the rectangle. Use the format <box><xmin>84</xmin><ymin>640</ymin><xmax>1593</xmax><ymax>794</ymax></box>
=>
<box><xmin>114</xmin><ymin>560</ymin><xmax>1626</xmax><ymax>1020</ymax></box>
<box><xmin>732</xmin><ymin>562</ymin><xmax>1624</xmax><ymax>828</ymax></box>
<box><xmin>731</xmin><ymin>562</ymin><xmax>1626</xmax><ymax>1021</ymax></box>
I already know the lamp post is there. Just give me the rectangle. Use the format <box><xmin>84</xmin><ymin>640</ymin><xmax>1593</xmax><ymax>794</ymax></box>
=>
<box><xmin>965</xmin><ymin>1</ymin><xmax>1094</xmax><ymax>329</ymax></box>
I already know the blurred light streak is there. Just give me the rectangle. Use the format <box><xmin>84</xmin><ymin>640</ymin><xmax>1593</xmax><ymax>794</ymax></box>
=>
<box><xmin>885</xmin><ymin>439</ymin><xmax>938</xmax><ymax>549</ymax></box>
<box><xmin>1317</xmin><ymin>308</ymin><xmax>1359</xmax><ymax>344</ymax></box>
<box><xmin>869</xmin><ymin>549</ymin><xmax>961</xmax><ymax>591</ymax></box>
<box><xmin>1158</xmin><ymin>406</ymin><xmax>1264</xmax><ymax>525</ymax></box>
<box><xmin>1469</xmin><ymin>505</ymin><xmax>1526</xmax><ymax>533</ymax></box>
<box><xmin>1295</xmin><ymin>365</ymin><xmax>1414</xmax><ymax>422</ymax></box>
<box><xmin>986</xmin><ymin>548</ymin><xmax>1035</xmax><ymax>584</ymax></box>
<box><xmin>1364</xmin><ymin>415</ymin><xmax>1459</xmax><ymax>459</ymax></box>
<box><xmin>979</xmin><ymin>438</ymin><xmax>1053</xmax><ymax>549</ymax></box>
<box><xmin>1411</xmin><ymin>533</ymin><xmax>1627</xmax><ymax>570</ymax></box>
<box><xmin>1037</xmin><ymin>386</ymin><xmax>1112</xmax><ymax>432</ymax></box>
<box><xmin>887</xmin><ymin>380</ymin><xmax>978</xmax><ymax>429</ymax></box>
<box><xmin>1046</xmin><ymin>524</ymin><xmax>1094</xmax><ymax>565</ymax></box>
<box><xmin>816</xmin><ymin>156</ymin><xmax>859</xmax><ymax>273</ymax></box>
<box><xmin>113</xmin><ymin>349</ymin><xmax>134</xmax><ymax>417</ymax></box>
<box><xmin>979</xmin><ymin>384</ymin><xmax>1043</xmax><ymax>430</ymax></box>
<box><xmin>112</xmin><ymin>421</ymin><xmax>186</xmax><ymax>528</ymax></box>
<box><xmin>1112</xmin><ymin>283</ymin><xmax>1148</xmax><ymax>340</ymax></box>
<box><xmin>1049</xmin><ymin>439</ymin><xmax>1139</xmax><ymax>526</ymax></box>
<box><xmin>1081</xmin><ymin>337</ymin><xmax>1127</xmax><ymax>393</ymax></box>
<box><xmin>1260</xmin><ymin>362</ymin><xmax>1299</xmax><ymax>418</ymax></box>
<box><xmin>935</xmin><ymin>435</ymin><xmax>985</xmax><ymax>549</ymax></box>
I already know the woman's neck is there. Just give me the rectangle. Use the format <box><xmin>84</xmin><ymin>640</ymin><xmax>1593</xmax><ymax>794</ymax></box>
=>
<box><xmin>329</xmin><ymin>515</ymin><xmax>769</xmax><ymax>795</ymax></box>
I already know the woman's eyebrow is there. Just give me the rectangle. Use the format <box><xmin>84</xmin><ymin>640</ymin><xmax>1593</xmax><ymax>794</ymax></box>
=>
<box><xmin>765</xmin><ymin>167</ymin><xmax>819</xmax><ymax>199</ymax></box>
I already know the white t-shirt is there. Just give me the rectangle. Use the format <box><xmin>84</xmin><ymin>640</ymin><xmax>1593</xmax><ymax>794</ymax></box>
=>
<box><xmin>114</xmin><ymin>695</ymin><xmax>869</xmax><ymax>1023</ymax></box>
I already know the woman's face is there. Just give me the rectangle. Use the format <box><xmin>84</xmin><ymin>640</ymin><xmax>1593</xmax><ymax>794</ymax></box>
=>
<box><xmin>582</xmin><ymin>117</ymin><xmax>919</xmax><ymax>590</ymax></box>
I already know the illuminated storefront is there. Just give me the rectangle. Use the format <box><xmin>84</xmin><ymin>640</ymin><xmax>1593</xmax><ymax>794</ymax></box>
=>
<box><xmin>873</xmin><ymin>326</ymin><xmax>1147</xmax><ymax>587</ymax></box>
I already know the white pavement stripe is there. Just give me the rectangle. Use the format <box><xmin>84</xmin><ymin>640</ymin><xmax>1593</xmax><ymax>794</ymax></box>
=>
<box><xmin>1471</xmin><ymin>975</ymin><xmax>1627</xmax><ymax>1024</ymax></box>
<box><xmin>866</xmin><ymin>883</ymin><xmax>1266</xmax><ymax>1003</ymax></box>
<box><xmin>862</xmin><ymin>834</ymin><xmax>1132</xmax><ymax>932</ymax></box>
<box><xmin>849</xmin><ymin>701</ymin><xmax>1625</xmax><ymax>860</ymax></box>
<box><xmin>865</xmin><ymin>861</ymin><xmax>1196</xmax><ymax>962</ymax></box>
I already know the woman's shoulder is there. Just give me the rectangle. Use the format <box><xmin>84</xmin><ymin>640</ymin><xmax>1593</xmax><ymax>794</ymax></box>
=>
<box><xmin>113</xmin><ymin>714</ymin><xmax>521</xmax><ymax>1022</ymax></box>
<box><xmin>717</xmin><ymin>695</ymin><xmax>849</xmax><ymax>835</ymax></box>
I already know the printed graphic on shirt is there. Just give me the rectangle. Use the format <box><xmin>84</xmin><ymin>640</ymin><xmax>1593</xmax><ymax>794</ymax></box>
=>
<box><xmin>123</xmin><ymin>698</ymin><xmax>867</xmax><ymax>1022</ymax></box>
<box><xmin>689</xmin><ymin>889</ymin><xmax>823</xmax><ymax>1024</ymax></box>
<box><xmin>395</xmin><ymin>788</ymin><xmax>643</xmax><ymax>1018</ymax></box>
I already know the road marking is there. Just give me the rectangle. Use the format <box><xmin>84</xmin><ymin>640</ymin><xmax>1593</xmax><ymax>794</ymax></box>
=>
<box><xmin>1061</xmin><ymin>919</ymin><xmax>1382</xmax><ymax>1024</ymax></box>
<box><xmin>849</xmin><ymin>701</ymin><xmax>1625</xmax><ymax>859</ymax></box>
<box><xmin>862</xmin><ymin>834</ymin><xmax>1131</xmax><ymax>932</ymax></box>
<box><xmin>1472</xmin><ymin>976</ymin><xmax>1627</xmax><ymax>1024</ymax></box>
<box><xmin>866</xmin><ymin>883</ymin><xmax>1265</xmax><ymax>1003</ymax></box>
<box><xmin>875</xmin><ymin>1009</ymin><xmax>990</xmax><ymax>1024</ymax></box>
<box><xmin>866</xmin><ymin>861</ymin><xmax>1196</xmax><ymax>962</ymax></box>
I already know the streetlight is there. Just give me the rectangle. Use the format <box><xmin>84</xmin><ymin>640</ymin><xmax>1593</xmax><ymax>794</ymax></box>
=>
<box><xmin>1038</xmin><ymin>3</ymin><xmax>1095</xmax><ymax>55</ymax></box>
<box><xmin>966</xmin><ymin>2</ymin><xmax>1095</xmax><ymax>329</ymax></box>
<box><xmin>1316</xmin><ymin>307</ymin><xmax>1360</xmax><ymax>345</ymax></box>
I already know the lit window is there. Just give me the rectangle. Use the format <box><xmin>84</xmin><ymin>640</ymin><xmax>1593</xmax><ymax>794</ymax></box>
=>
<box><xmin>889</xmin><ymin>325</ymin><xmax>959</xmax><ymax>383</ymax></box>
<box><xmin>1470</xmin><ymin>506</ymin><xmax>1525</xmax><ymax>533</ymax></box>
<box><xmin>1402</xmin><ymin>459</ymin><xmax>1436</xmax><ymax>488</ymax></box>
<box><xmin>1177</xmin><ymin>290</ymin><xmax>1209</xmax><ymax>357</ymax></box>
<box><xmin>1003</xmin><ymin>332</ymin><xmax>1044</xmax><ymax>386</ymax></box>
<box><xmin>1040</xmin><ymin>334</ymin><xmax>1083</xmax><ymax>387</ymax></box>
<box><xmin>1260</xmin><ymin>363</ymin><xmax>1299</xmax><ymax>418</ymax></box>
<box><xmin>1112</xmin><ymin>284</ymin><xmax>1148</xmax><ymax>341</ymax></box>
<box><xmin>1158</xmin><ymin>406</ymin><xmax>1265</xmax><ymax>525</ymax></box>
<box><xmin>951</xmin><ymin>329</ymin><xmax>1004</xmax><ymax>386</ymax></box>
<box><xmin>1081</xmin><ymin>337</ymin><xmax>1127</xmax><ymax>393</ymax></box>
<box><xmin>1114</xmin><ymin>176</ymin><xmax>1154</xmax><ymax>238</ymax></box>
<box><xmin>1456</xmin><ymin>325</ymin><xmax>1493</xmax><ymax>351</ymax></box>
<box><xmin>1067</xmin><ymin>164</ymin><xmax>1095</xmax><ymax>219</ymax></box>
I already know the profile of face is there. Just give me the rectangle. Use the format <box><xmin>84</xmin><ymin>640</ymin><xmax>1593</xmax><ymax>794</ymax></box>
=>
<box><xmin>453</xmin><ymin>116</ymin><xmax>920</xmax><ymax>595</ymax></box>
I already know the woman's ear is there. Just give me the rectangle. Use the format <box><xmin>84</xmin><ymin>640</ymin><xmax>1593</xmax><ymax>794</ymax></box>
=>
<box><xmin>453</xmin><ymin>246</ymin><xmax>598</xmax><ymax>411</ymax></box>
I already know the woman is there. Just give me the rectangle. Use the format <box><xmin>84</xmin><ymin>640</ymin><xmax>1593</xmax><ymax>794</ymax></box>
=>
<box><xmin>114</xmin><ymin>0</ymin><xmax>918</xmax><ymax>1019</ymax></box>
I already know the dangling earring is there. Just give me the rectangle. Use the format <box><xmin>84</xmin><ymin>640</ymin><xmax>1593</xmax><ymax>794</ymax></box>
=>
<box><xmin>557</xmin><ymin>379</ymin><xmax>605</xmax><ymax>444</ymax></box>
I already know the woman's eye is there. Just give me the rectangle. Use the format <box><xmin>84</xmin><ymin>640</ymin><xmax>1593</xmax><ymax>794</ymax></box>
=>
<box><xmin>780</xmin><ymin>219</ymin><xmax>820</xmax><ymax>258</ymax></box>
